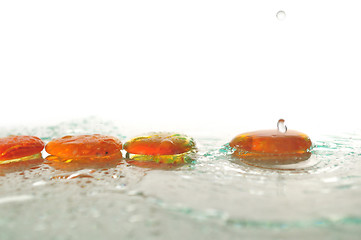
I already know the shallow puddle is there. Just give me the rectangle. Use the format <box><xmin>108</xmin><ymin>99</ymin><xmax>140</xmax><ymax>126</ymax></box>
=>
<box><xmin>1</xmin><ymin>119</ymin><xmax>361</xmax><ymax>239</ymax></box>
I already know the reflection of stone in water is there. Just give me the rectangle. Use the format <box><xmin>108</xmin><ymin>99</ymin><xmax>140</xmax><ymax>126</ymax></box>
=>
<box><xmin>235</xmin><ymin>152</ymin><xmax>314</xmax><ymax>171</ymax></box>
<box><xmin>126</xmin><ymin>159</ymin><xmax>184</xmax><ymax>170</ymax></box>
<box><xmin>240</xmin><ymin>152</ymin><xmax>312</xmax><ymax>165</ymax></box>
<box><xmin>50</xmin><ymin>170</ymin><xmax>96</xmax><ymax>180</ymax></box>
<box><xmin>0</xmin><ymin>157</ymin><xmax>44</xmax><ymax>175</ymax></box>
<box><xmin>45</xmin><ymin>154</ymin><xmax>122</xmax><ymax>171</ymax></box>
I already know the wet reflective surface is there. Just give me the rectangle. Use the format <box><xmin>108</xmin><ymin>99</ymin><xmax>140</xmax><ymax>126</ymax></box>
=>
<box><xmin>1</xmin><ymin>119</ymin><xmax>361</xmax><ymax>239</ymax></box>
<box><xmin>229</xmin><ymin>119</ymin><xmax>312</xmax><ymax>166</ymax></box>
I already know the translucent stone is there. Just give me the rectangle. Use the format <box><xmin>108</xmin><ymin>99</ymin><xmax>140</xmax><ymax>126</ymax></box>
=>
<box><xmin>45</xmin><ymin>134</ymin><xmax>123</xmax><ymax>170</ymax></box>
<box><xmin>45</xmin><ymin>134</ymin><xmax>122</xmax><ymax>158</ymax></box>
<box><xmin>0</xmin><ymin>135</ymin><xmax>44</xmax><ymax>162</ymax></box>
<box><xmin>123</xmin><ymin>132</ymin><xmax>196</xmax><ymax>164</ymax></box>
<box><xmin>230</xmin><ymin>128</ymin><xmax>312</xmax><ymax>164</ymax></box>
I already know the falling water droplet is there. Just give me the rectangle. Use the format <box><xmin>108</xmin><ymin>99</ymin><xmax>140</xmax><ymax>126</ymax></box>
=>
<box><xmin>276</xmin><ymin>10</ymin><xmax>286</xmax><ymax>21</ymax></box>
<box><xmin>277</xmin><ymin>119</ymin><xmax>287</xmax><ymax>133</ymax></box>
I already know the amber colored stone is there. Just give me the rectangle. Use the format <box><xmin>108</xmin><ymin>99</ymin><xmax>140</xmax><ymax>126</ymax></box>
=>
<box><xmin>0</xmin><ymin>135</ymin><xmax>44</xmax><ymax>162</ymax></box>
<box><xmin>123</xmin><ymin>132</ymin><xmax>196</xmax><ymax>164</ymax></box>
<box><xmin>229</xmin><ymin>129</ymin><xmax>312</xmax><ymax>163</ymax></box>
<box><xmin>123</xmin><ymin>132</ymin><xmax>195</xmax><ymax>156</ymax></box>
<box><xmin>45</xmin><ymin>134</ymin><xmax>122</xmax><ymax>158</ymax></box>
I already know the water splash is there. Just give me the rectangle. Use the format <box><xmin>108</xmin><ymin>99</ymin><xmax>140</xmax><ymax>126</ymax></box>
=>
<box><xmin>277</xmin><ymin>119</ymin><xmax>287</xmax><ymax>133</ymax></box>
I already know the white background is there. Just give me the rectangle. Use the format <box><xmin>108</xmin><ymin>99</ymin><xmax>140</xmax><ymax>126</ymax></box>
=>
<box><xmin>1</xmin><ymin>0</ymin><xmax>360</xmax><ymax>136</ymax></box>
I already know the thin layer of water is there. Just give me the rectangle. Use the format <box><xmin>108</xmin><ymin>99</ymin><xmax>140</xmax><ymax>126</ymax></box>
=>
<box><xmin>1</xmin><ymin>118</ymin><xmax>361</xmax><ymax>239</ymax></box>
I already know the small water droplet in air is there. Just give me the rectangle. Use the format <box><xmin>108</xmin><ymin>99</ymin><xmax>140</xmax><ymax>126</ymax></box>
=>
<box><xmin>276</xmin><ymin>10</ymin><xmax>286</xmax><ymax>21</ymax></box>
<box><xmin>277</xmin><ymin>119</ymin><xmax>287</xmax><ymax>133</ymax></box>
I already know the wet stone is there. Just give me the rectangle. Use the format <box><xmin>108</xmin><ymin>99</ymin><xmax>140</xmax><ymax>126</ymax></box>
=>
<box><xmin>123</xmin><ymin>132</ymin><xmax>196</xmax><ymax>164</ymax></box>
<box><xmin>230</xmin><ymin>120</ymin><xmax>312</xmax><ymax>165</ymax></box>
<box><xmin>0</xmin><ymin>135</ymin><xmax>44</xmax><ymax>162</ymax></box>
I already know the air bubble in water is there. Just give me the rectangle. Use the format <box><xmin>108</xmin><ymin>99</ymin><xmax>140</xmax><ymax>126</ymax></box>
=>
<box><xmin>277</xmin><ymin>119</ymin><xmax>287</xmax><ymax>133</ymax></box>
<box><xmin>276</xmin><ymin>10</ymin><xmax>286</xmax><ymax>21</ymax></box>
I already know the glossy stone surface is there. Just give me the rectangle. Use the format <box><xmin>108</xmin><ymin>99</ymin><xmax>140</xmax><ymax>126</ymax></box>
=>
<box><xmin>45</xmin><ymin>134</ymin><xmax>122</xmax><ymax>158</ymax></box>
<box><xmin>0</xmin><ymin>135</ymin><xmax>44</xmax><ymax>162</ymax></box>
<box><xmin>230</xmin><ymin>129</ymin><xmax>312</xmax><ymax>163</ymax></box>
<box><xmin>123</xmin><ymin>132</ymin><xmax>196</xmax><ymax>164</ymax></box>
<box><xmin>123</xmin><ymin>132</ymin><xmax>195</xmax><ymax>156</ymax></box>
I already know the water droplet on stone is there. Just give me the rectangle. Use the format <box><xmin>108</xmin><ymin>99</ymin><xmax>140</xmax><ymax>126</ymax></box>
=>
<box><xmin>277</xmin><ymin>119</ymin><xmax>287</xmax><ymax>133</ymax></box>
<box><xmin>276</xmin><ymin>10</ymin><xmax>286</xmax><ymax>21</ymax></box>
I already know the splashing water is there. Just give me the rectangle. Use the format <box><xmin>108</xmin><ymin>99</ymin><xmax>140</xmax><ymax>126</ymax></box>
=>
<box><xmin>277</xmin><ymin>119</ymin><xmax>287</xmax><ymax>133</ymax></box>
<box><xmin>1</xmin><ymin>118</ymin><xmax>361</xmax><ymax>239</ymax></box>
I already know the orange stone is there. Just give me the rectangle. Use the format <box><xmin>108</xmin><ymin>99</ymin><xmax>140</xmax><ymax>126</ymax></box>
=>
<box><xmin>45</xmin><ymin>134</ymin><xmax>122</xmax><ymax>158</ymax></box>
<box><xmin>123</xmin><ymin>132</ymin><xmax>196</xmax><ymax>164</ymax></box>
<box><xmin>0</xmin><ymin>135</ymin><xmax>44</xmax><ymax>162</ymax></box>
<box><xmin>229</xmin><ymin>129</ymin><xmax>312</xmax><ymax>163</ymax></box>
<box><xmin>123</xmin><ymin>133</ymin><xmax>195</xmax><ymax>156</ymax></box>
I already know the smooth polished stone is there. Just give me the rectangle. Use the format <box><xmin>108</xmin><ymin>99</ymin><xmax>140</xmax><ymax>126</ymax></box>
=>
<box><xmin>0</xmin><ymin>135</ymin><xmax>44</xmax><ymax>163</ymax></box>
